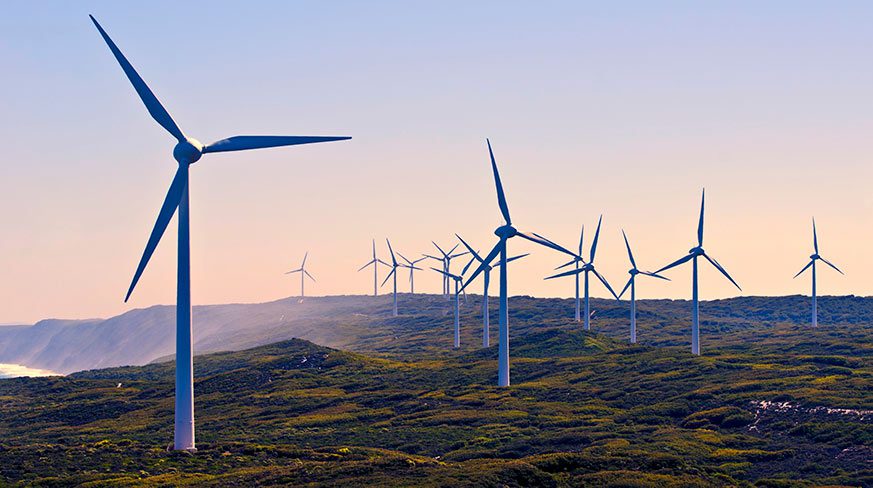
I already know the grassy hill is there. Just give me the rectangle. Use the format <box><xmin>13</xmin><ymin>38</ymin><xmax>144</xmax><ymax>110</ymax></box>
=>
<box><xmin>0</xmin><ymin>309</ymin><xmax>870</xmax><ymax>486</ymax></box>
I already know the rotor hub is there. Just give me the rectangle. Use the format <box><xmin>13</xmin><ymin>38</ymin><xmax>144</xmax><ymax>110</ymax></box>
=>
<box><xmin>629</xmin><ymin>268</ymin><xmax>639</xmax><ymax>276</ymax></box>
<box><xmin>689</xmin><ymin>246</ymin><xmax>704</xmax><ymax>256</ymax></box>
<box><xmin>173</xmin><ymin>137</ymin><xmax>204</xmax><ymax>164</ymax></box>
<box><xmin>495</xmin><ymin>224</ymin><xmax>517</xmax><ymax>239</ymax></box>
<box><xmin>811</xmin><ymin>253</ymin><xmax>820</xmax><ymax>260</ymax></box>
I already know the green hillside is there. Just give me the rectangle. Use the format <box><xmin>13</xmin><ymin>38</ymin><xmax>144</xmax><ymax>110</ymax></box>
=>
<box><xmin>1</xmin><ymin>298</ymin><xmax>870</xmax><ymax>487</ymax></box>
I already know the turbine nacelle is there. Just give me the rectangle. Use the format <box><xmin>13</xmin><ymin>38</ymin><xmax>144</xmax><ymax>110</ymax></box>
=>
<box><xmin>173</xmin><ymin>137</ymin><xmax>204</xmax><ymax>164</ymax></box>
<box><xmin>689</xmin><ymin>246</ymin><xmax>705</xmax><ymax>256</ymax></box>
<box><xmin>628</xmin><ymin>268</ymin><xmax>640</xmax><ymax>276</ymax></box>
<box><xmin>811</xmin><ymin>253</ymin><xmax>820</xmax><ymax>260</ymax></box>
<box><xmin>495</xmin><ymin>224</ymin><xmax>517</xmax><ymax>239</ymax></box>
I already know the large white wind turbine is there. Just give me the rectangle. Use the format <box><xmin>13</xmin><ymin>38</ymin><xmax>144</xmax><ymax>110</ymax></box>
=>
<box><xmin>398</xmin><ymin>253</ymin><xmax>427</xmax><ymax>293</ymax></box>
<box><xmin>457</xmin><ymin>234</ymin><xmax>527</xmax><ymax>348</ymax></box>
<box><xmin>462</xmin><ymin>139</ymin><xmax>579</xmax><ymax>387</ymax></box>
<box><xmin>285</xmin><ymin>252</ymin><xmax>316</xmax><ymax>298</ymax></box>
<box><xmin>381</xmin><ymin>239</ymin><xmax>401</xmax><ymax>316</ymax></box>
<box><xmin>794</xmin><ymin>219</ymin><xmax>844</xmax><ymax>327</ymax></box>
<box><xmin>358</xmin><ymin>239</ymin><xmax>390</xmax><ymax>296</ymax></box>
<box><xmin>655</xmin><ymin>189</ymin><xmax>740</xmax><ymax>355</ymax></box>
<box><xmin>545</xmin><ymin>216</ymin><xmax>619</xmax><ymax>331</ymax></box>
<box><xmin>431</xmin><ymin>268</ymin><xmax>464</xmax><ymax>348</ymax></box>
<box><xmin>90</xmin><ymin>16</ymin><xmax>350</xmax><ymax>451</ymax></box>
<box><xmin>618</xmin><ymin>231</ymin><xmax>669</xmax><ymax>343</ymax></box>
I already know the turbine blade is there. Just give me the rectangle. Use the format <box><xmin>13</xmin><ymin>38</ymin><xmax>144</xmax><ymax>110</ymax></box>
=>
<box><xmin>554</xmin><ymin>258</ymin><xmax>578</xmax><ymax>270</ymax></box>
<box><xmin>202</xmin><ymin>135</ymin><xmax>350</xmax><ymax>154</ymax></box>
<box><xmin>703</xmin><ymin>253</ymin><xmax>741</xmax><ymax>291</ymax></box>
<box><xmin>640</xmin><ymin>271</ymin><xmax>671</xmax><ymax>281</ymax></box>
<box><xmin>301</xmin><ymin>251</ymin><xmax>308</xmax><ymax>267</ymax></box>
<box><xmin>124</xmin><ymin>166</ymin><xmax>188</xmax><ymax>301</ymax></box>
<box><xmin>285</xmin><ymin>268</ymin><xmax>302</xmax><ymax>274</ymax></box>
<box><xmin>487</xmin><ymin>139</ymin><xmax>512</xmax><ymax>225</ymax></box>
<box><xmin>385</xmin><ymin>239</ymin><xmax>397</xmax><ymax>266</ymax></box>
<box><xmin>618</xmin><ymin>276</ymin><xmax>633</xmax><ymax>299</ymax></box>
<box><xmin>819</xmin><ymin>257</ymin><xmax>844</xmax><ymax>275</ymax></box>
<box><xmin>622</xmin><ymin>229</ymin><xmax>636</xmax><ymax>269</ymax></box>
<box><xmin>793</xmin><ymin>260</ymin><xmax>813</xmax><ymax>279</ymax></box>
<box><xmin>305</xmin><ymin>270</ymin><xmax>316</xmax><ymax>282</ymax></box>
<box><xmin>357</xmin><ymin>259</ymin><xmax>376</xmax><ymax>272</ymax></box>
<box><xmin>380</xmin><ymin>267</ymin><xmax>395</xmax><ymax>287</ymax></box>
<box><xmin>517</xmin><ymin>231</ymin><xmax>578</xmax><ymax>258</ymax></box>
<box><xmin>398</xmin><ymin>252</ymin><xmax>413</xmax><ymax>266</ymax></box>
<box><xmin>377</xmin><ymin>259</ymin><xmax>392</xmax><ymax>267</ymax></box>
<box><xmin>578</xmin><ymin>225</ymin><xmax>585</xmax><ymax>256</ymax></box>
<box><xmin>462</xmin><ymin>242</ymin><xmax>501</xmax><ymax>291</ymax></box>
<box><xmin>592</xmin><ymin>268</ymin><xmax>619</xmax><ymax>300</ymax></box>
<box><xmin>698</xmin><ymin>188</ymin><xmax>705</xmax><ymax>247</ymax></box>
<box><xmin>89</xmin><ymin>15</ymin><xmax>185</xmax><ymax>142</ymax></box>
<box><xmin>505</xmin><ymin>253</ymin><xmax>530</xmax><ymax>264</ymax></box>
<box><xmin>813</xmin><ymin>218</ymin><xmax>819</xmax><ymax>254</ymax></box>
<box><xmin>423</xmin><ymin>254</ymin><xmax>443</xmax><ymax>262</ymax></box>
<box><xmin>654</xmin><ymin>253</ymin><xmax>694</xmax><ymax>274</ymax></box>
<box><xmin>432</xmin><ymin>241</ymin><xmax>448</xmax><ymax>258</ymax></box>
<box><xmin>447</xmin><ymin>243</ymin><xmax>460</xmax><ymax>256</ymax></box>
<box><xmin>412</xmin><ymin>257</ymin><xmax>427</xmax><ymax>264</ymax></box>
<box><xmin>461</xmin><ymin>254</ymin><xmax>478</xmax><ymax>275</ymax></box>
<box><xmin>590</xmin><ymin>215</ymin><xmax>603</xmax><ymax>262</ymax></box>
<box><xmin>456</xmin><ymin>234</ymin><xmax>484</xmax><ymax>263</ymax></box>
<box><xmin>544</xmin><ymin>267</ymin><xmax>585</xmax><ymax>280</ymax></box>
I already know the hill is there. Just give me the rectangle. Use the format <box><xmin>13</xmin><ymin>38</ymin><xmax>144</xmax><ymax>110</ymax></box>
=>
<box><xmin>2</xmin><ymin>293</ymin><xmax>873</xmax><ymax>374</ymax></box>
<box><xmin>0</xmin><ymin>321</ymin><xmax>870</xmax><ymax>486</ymax></box>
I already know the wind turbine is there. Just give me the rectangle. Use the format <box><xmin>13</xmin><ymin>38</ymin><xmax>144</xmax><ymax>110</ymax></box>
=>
<box><xmin>285</xmin><ymin>252</ymin><xmax>316</xmax><ymax>298</ymax></box>
<box><xmin>553</xmin><ymin>226</ymin><xmax>586</xmax><ymax>321</ymax></box>
<box><xmin>381</xmin><ymin>239</ymin><xmax>401</xmax><ymax>316</ymax></box>
<box><xmin>794</xmin><ymin>219</ymin><xmax>843</xmax><ymax>327</ymax></box>
<box><xmin>617</xmin><ymin>231</ymin><xmax>669</xmax><ymax>343</ymax></box>
<box><xmin>545</xmin><ymin>216</ymin><xmax>619</xmax><ymax>331</ymax></box>
<box><xmin>398</xmin><ymin>253</ymin><xmax>427</xmax><ymax>293</ymax></box>
<box><xmin>90</xmin><ymin>16</ymin><xmax>349</xmax><ymax>451</ymax></box>
<box><xmin>462</xmin><ymin>139</ymin><xmax>579</xmax><ymax>387</ymax></box>
<box><xmin>431</xmin><ymin>268</ymin><xmax>463</xmax><ymax>348</ymax></box>
<box><xmin>427</xmin><ymin>242</ymin><xmax>468</xmax><ymax>298</ymax></box>
<box><xmin>654</xmin><ymin>189</ymin><xmax>741</xmax><ymax>355</ymax></box>
<box><xmin>457</xmin><ymin>234</ymin><xmax>527</xmax><ymax>348</ymax></box>
<box><xmin>358</xmin><ymin>239</ymin><xmax>390</xmax><ymax>296</ymax></box>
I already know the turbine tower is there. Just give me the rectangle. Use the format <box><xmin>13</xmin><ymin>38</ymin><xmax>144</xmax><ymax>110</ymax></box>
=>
<box><xmin>285</xmin><ymin>252</ymin><xmax>316</xmax><ymax>298</ymax></box>
<box><xmin>381</xmin><ymin>239</ymin><xmax>401</xmax><ymax>316</ymax></box>
<box><xmin>358</xmin><ymin>239</ymin><xmax>390</xmax><ymax>296</ymax></box>
<box><xmin>431</xmin><ymin>268</ymin><xmax>463</xmax><ymax>348</ymax></box>
<box><xmin>794</xmin><ymin>218</ymin><xmax>843</xmax><ymax>327</ymax></box>
<box><xmin>462</xmin><ymin>139</ymin><xmax>579</xmax><ymax>387</ymax></box>
<box><xmin>91</xmin><ymin>15</ymin><xmax>350</xmax><ymax>451</ymax></box>
<box><xmin>545</xmin><ymin>216</ymin><xmax>619</xmax><ymax>331</ymax></box>
<box><xmin>398</xmin><ymin>253</ymin><xmax>427</xmax><ymax>293</ymax></box>
<box><xmin>457</xmin><ymin>234</ymin><xmax>527</xmax><ymax>348</ymax></box>
<box><xmin>617</xmin><ymin>231</ymin><xmax>669</xmax><ymax>343</ymax></box>
<box><xmin>655</xmin><ymin>189</ymin><xmax>740</xmax><ymax>355</ymax></box>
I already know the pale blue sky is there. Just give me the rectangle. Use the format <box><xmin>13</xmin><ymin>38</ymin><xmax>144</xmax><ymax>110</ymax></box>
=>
<box><xmin>2</xmin><ymin>1</ymin><xmax>872</xmax><ymax>322</ymax></box>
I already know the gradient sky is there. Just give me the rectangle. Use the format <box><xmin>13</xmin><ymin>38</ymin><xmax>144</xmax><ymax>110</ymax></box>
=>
<box><xmin>2</xmin><ymin>1</ymin><xmax>873</xmax><ymax>323</ymax></box>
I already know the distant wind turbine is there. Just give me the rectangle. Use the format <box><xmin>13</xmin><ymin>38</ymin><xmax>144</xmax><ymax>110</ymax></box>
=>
<box><xmin>457</xmin><ymin>234</ymin><xmax>527</xmax><ymax>348</ymax></box>
<box><xmin>794</xmin><ymin>219</ymin><xmax>844</xmax><ymax>327</ymax></box>
<box><xmin>398</xmin><ymin>253</ymin><xmax>427</xmax><ymax>293</ymax></box>
<box><xmin>545</xmin><ymin>216</ymin><xmax>619</xmax><ymax>331</ymax></box>
<box><xmin>381</xmin><ymin>239</ymin><xmax>401</xmax><ymax>316</ymax></box>
<box><xmin>90</xmin><ymin>15</ymin><xmax>349</xmax><ymax>451</ymax></box>
<box><xmin>655</xmin><ymin>189</ymin><xmax>740</xmax><ymax>355</ymax></box>
<box><xmin>553</xmin><ymin>226</ymin><xmax>586</xmax><ymax>322</ymax></box>
<box><xmin>617</xmin><ymin>231</ymin><xmax>669</xmax><ymax>343</ymax></box>
<box><xmin>462</xmin><ymin>139</ymin><xmax>579</xmax><ymax>387</ymax></box>
<box><xmin>431</xmin><ymin>268</ymin><xmax>463</xmax><ymax>348</ymax></box>
<box><xmin>426</xmin><ymin>242</ymin><xmax>469</xmax><ymax>298</ymax></box>
<box><xmin>358</xmin><ymin>239</ymin><xmax>390</xmax><ymax>296</ymax></box>
<box><xmin>285</xmin><ymin>252</ymin><xmax>316</xmax><ymax>298</ymax></box>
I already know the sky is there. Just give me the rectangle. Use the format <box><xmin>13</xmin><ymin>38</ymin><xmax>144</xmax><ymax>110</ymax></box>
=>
<box><xmin>2</xmin><ymin>1</ymin><xmax>873</xmax><ymax>323</ymax></box>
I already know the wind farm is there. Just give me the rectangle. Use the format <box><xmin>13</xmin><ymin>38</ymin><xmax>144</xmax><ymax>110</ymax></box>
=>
<box><xmin>1</xmin><ymin>4</ymin><xmax>871</xmax><ymax>487</ymax></box>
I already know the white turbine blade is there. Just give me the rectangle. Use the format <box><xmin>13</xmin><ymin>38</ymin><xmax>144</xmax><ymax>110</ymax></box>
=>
<box><xmin>590</xmin><ymin>215</ymin><xmax>603</xmax><ymax>262</ymax></box>
<box><xmin>487</xmin><ymin>139</ymin><xmax>512</xmax><ymax>225</ymax></box>
<box><xmin>819</xmin><ymin>257</ymin><xmax>844</xmax><ymax>275</ymax></box>
<box><xmin>640</xmin><ymin>271</ymin><xmax>670</xmax><ymax>281</ymax></box>
<box><xmin>202</xmin><ymin>135</ymin><xmax>350</xmax><ymax>154</ymax></box>
<box><xmin>698</xmin><ymin>188</ymin><xmax>705</xmax><ymax>247</ymax></box>
<box><xmin>377</xmin><ymin>259</ymin><xmax>392</xmax><ymax>267</ymax></box>
<box><xmin>505</xmin><ymin>253</ymin><xmax>529</xmax><ymax>264</ymax></box>
<box><xmin>517</xmin><ymin>231</ymin><xmax>578</xmax><ymax>258</ymax></box>
<box><xmin>285</xmin><ymin>268</ymin><xmax>303</xmax><ymax>274</ymax></box>
<box><xmin>813</xmin><ymin>218</ymin><xmax>819</xmax><ymax>254</ymax></box>
<box><xmin>304</xmin><ymin>270</ymin><xmax>316</xmax><ymax>282</ymax></box>
<box><xmin>622</xmin><ymin>229</ymin><xmax>636</xmax><ymax>269</ymax></box>
<box><xmin>398</xmin><ymin>252</ymin><xmax>413</xmax><ymax>266</ymax></box>
<box><xmin>554</xmin><ymin>258</ymin><xmax>578</xmax><ymax>270</ymax></box>
<box><xmin>412</xmin><ymin>257</ymin><xmax>427</xmax><ymax>264</ymax></box>
<box><xmin>456</xmin><ymin>234</ymin><xmax>484</xmax><ymax>263</ymax></box>
<box><xmin>89</xmin><ymin>15</ymin><xmax>185</xmax><ymax>142</ymax></box>
<box><xmin>462</xmin><ymin>254</ymin><xmax>479</xmax><ymax>275</ymax></box>
<box><xmin>423</xmin><ymin>254</ymin><xmax>443</xmax><ymax>262</ymax></box>
<box><xmin>432</xmin><ymin>241</ymin><xmax>448</xmax><ymax>258</ymax></box>
<box><xmin>385</xmin><ymin>238</ymin><xmax>397</xmax><ymax>266</ymax></box>
<box><xmin>357</xmin><ymin>259</ymin><xmax>376</xmax><ymax>272</ymax></box>
<box><xmin>125</xmin><ymin>166</ymin><xmax>188</xmax><ymax>301</ymax></box>
<box><xmin>462</xmin><ymin>242</ymin><xmax>501</xmax><ymax>291</ymax></box>
<box><xmin>793</xmin><ymin>260</ymin><xmax>813</xmax><ymax>279</ymax></box>
<box><xmin>301</xmin><ymin>251</ymin><xmax>308</xmax><ymax>267</ymax></box>
<box><xmin>703</xmin><ymin>253</ymin><xmax>741</xmax><ymax>291</ymax></box>
<box><xmin>592</xmin><ymin>268</ymin><xmax>619</xmax><ymax>300</ymax></box>
<box><xmin>447</xmin><ymin>243</ymin><xmax>460</xmax><ymax>256</ymax></box>
<box><xmin>618</xmin><ymin>276</ymin><xmax>633</xmax><ymax>299</ymax></box>
<box><xmin>578</xmin><ymin>225</ymin><xmax>585</xmax><ymax>256</ymax></box>
<box><xmin>654</xmin><ymin>253</ymin><xmax>694</xmax><ymax>274</ymax></box>
<box><xmin>544</xmin><ymin>267</ymin><xmax>584</xmax><ymax>280</ymax></box>
<box><xmin>380</xmin><ymin>267</ymin><xmax>396</xmax><ymax>287</ymax></box>
<box><xmin>450</xmin><ymin>250</ymin><xmax>470</xmax><ymax>259</ymax></box>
